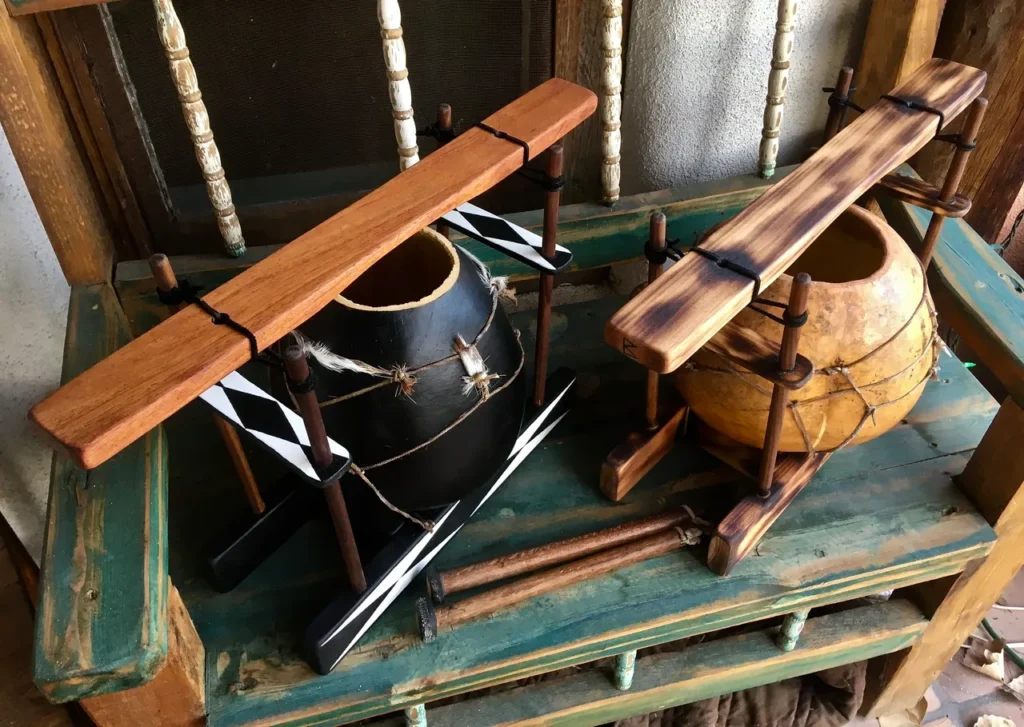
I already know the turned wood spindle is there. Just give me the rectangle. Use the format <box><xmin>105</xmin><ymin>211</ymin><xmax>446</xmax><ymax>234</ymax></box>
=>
<box><xmin>435</xmin><ymin>103</ymin><xmax>453</xmax><ymax>239</ymax></box>
<box><xmin>759</xmin><ymin>0</ymin><xmax>797</xmax><ymax>179</ymax></box>
<box><xmin>756</xmin><ymin>272</ymin><xmax>811</xmax><ymax>497</ymax></box>
<box><xmin>153</xmin><ymin>0</ymin><xmax>244</xmax><ymax>257</ymax></box>
<box><xmin>282</xmin><ymin>346</ymin><xmax>367</xmax><ymax>593</ymax></box>
<box><xmin>533</xmin><ymin>143</ymin><xmax>564</xmax><ymax>408</ymax></box>
<box><xmin>645</xmin><ymin>213</ymin><xmax>668</xmax><ymax>430</ymax></box>
<box><xmin>426</xmin><ymin>509</ymin><xmax>693</xmax><ymax>603</ymax></box>
<box><xmin>378</xmin><ymin>0</ymin><xmax>419</xmax><ymax>170</ymax></box>
<box><xmin>918</xmin><ymin>97</ymin><xmax>988</xmax><ymax>270</ymax></box>
<box><xmin>777</xmin><ymin>608</ymin><xmax>810</xmax><ymax>651</ymax></box>
<box><xmin>601</xmin><ymin>0</ymin><xmax>623</xmax><ymax>204</ymax></box>
<box><xmin>149</xmin><ymin>254</ymin><xmax>265</xmax><ymax>514</ymax></box>
<box><xmin>823</xmin><ymin>67</ymin><xmax>854</xmax><ymax>144</ymax></box>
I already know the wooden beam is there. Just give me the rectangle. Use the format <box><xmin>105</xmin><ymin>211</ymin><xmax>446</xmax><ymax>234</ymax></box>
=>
<box><xmin>605</xmin><ymin>59</ymin><xmax>985</xmax><ymax>374</ymax></box>
<box><xmin>3</xmin><ymin>0</ymin><xmax>118</xmax><ymax>16</ymax></box>
<box><xmin>854</xmin><ymin>0</ymin><xmax>945</xmax><ymax>107</ymax></box>
<box><xmin>0</xmin><ymin>2</ymin><xmax>115</xmax><ymax>283</ymax></box>
<box><xmin>867</xmin><ymin>398</ymin><xmax>1024</xmax><ymax>715</ymax></box>
<box><xmin>30</xmin><ymin>79</ymin><xmax>597</xmax><ymax>470</ymax></box>
<box><xmin>913</xmin><ymin>0</ymin><xmax>1024</xmax><ymax>245</ymax></box>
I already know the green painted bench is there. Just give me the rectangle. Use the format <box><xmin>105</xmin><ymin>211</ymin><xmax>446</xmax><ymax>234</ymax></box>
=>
<box><xmin>33</xmin><ymin>169</ymin><xmax>1024</xmax><ymax>726</ymax></box>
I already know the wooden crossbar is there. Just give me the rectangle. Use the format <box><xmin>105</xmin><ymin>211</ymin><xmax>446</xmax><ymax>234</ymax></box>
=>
<box><xmin>31</xmin><ymin>78</ymin><xmax>597</xmax><ymax>469</ymax></box>
<box><xmin>605</xmin><ymin>59</ymin><xmax>986</xmax><ymax>373</ymax></box>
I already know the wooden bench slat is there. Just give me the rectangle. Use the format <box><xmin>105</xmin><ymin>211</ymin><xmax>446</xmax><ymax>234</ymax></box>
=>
<box><xmin>30</xmin><ymin>78</ymin><xmax>597</xmax><ymax>470</ymax></box>
<box><xmin>605</xmin><ymin>59</ymin><xmax>986</xmax><ymax>373</ymax></box>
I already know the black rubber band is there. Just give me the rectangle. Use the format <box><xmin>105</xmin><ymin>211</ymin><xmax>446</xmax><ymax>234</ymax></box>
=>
<box><xmin>516</xmin><ymin>166</ymin><xmax>565</xmax><ymax>191</ymax></box>
<box><xmin>689</xmin><ymin>245</ymin><xmax>762</xmax><ymax>300</ymax></box>
<box><xmin>784</xmin><ymin>310</ymin><xmax>809</xmax><ymax>327</ymax></box>
<box><xmin>644</xmin><ymin>237</ymin><xmax>683</xmax><ymax>265</ymax></box>
<box><xmin>475</xmin><ymin>121</ymin><xmax>530</xmax><ymax>166</ymax></box>
<box><xmin>881</xmin><ymin>94</ymin><xmax>945</xmax><ymax>133</ymax></box>
<box><xmin>747</xmin><ymin>297</ymin><xmax>808</xmax><ymax>328</ymax></box>
<box><xmin>287</xmin><ymin>369</ymin><xmax>318</xmax><ymax>395</ymax></box>
<box><xmin>935</xmin><ymin>133</ymin><xmax>977</xmax><ymax>152</ymax></box>
<box><xmin>417</xmin><ymin>122</ymin><xmax>456</xmax><ymax>144</ymax></box>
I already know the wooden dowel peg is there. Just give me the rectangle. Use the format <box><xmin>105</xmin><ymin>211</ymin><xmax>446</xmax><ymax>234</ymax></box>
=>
<box><xmin>417</xmin><ymin>527</ymin><xmax>700</xmax><ymax>641</ymax></box>
<box><xmin>756</xmin><ymin>273</ymin><xmax>811</xmax><ymax>497</ymax></box>
<box><xmin>645</xmin><ymin>213</ymin><xmax>668</xmax><ymax>430</ymax></box>
<box><xmin>614</xmin><ymin>650</ymin><xmax>637</xmax><ymax>690</ymax></box>
<box><xmin>404</xmin><ymin>704</ymin><xmax>427</xmax><ymax>727</ymax></box>
<box><xmin>918</xmin><ymin>97</ymin><xmax>988</xmax><ymax>269</ymax></box>
<box><xmin>149</xmin><ymin>254</ymin><xmax>265</xmax><ymax>515</ymax></box>
<box><xmin>425</xmin><ymin>509</ymin><xmax>695</xmax><ymax>603</ymax></box>
<box><xmin>532</xmin><ymin>143</ymin><xmax>564</xmax><ymax>408</ymax></box>
<box><xmin>823</xmin><ymin>67</ymin><xmax>854</xmax><ymax>143</ymax></box>
<box><xmin>282</xmin><ymin>345</ymin><xmax>366</xmax><ymax>594</ymax></box>
<box><xmin>435</xmin><ymin>103</ymin><xmax>453</xmax><ymax>240</ymax></box>
<box><xmin>777</xmin><ymin>608</ymin><xmax>810</xmax><ymax>651</ymax></box>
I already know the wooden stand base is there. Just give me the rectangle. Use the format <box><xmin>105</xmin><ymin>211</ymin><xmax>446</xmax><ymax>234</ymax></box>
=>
<box><xmin>700</xmin><ymin>426</ymin><xmax>831</xmax><ymax>575</ymax></box>
<box><xmin>601</xmin><ymin>405</ymin><xmax>688</xmax><ymax>501</ymax></box>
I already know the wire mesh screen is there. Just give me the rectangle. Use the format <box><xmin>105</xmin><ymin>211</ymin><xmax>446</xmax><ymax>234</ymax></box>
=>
<box><xmin>108</xmin><ymin>0</ymin><xmax>552</xmax><ymax>215</ymax></box>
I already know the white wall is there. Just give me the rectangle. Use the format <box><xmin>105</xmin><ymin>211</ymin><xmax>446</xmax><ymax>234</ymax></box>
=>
<box><xmin>621</xmin><ymin>0</ymin><xmax>871</xmax><ymax>192</ymax></box>
<box><xmin>0</xmin><ymin>126</ymin><xmax>70</xmax><ymax>562</ymax></box>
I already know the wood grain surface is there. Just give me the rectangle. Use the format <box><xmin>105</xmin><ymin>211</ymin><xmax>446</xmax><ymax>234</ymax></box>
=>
<box><xmin>605</xmin><ymin>59</ymin><xmax>986</xmax><ymax>373</ymax></box>
<box><xmin>30</xmin><ymin>78</ymin><xmax>596</xmax><ymax>470</ymax></box>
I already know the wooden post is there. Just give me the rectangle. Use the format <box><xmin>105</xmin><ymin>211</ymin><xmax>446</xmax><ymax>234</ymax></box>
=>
<box><xmin>868</xmin><ymin>398</ymin><xmax>1024</xmax><ymax>715</ymax></box>
<box><xmin>614</xmin><ymin>650</ymin><xmax>637</xmax><ymax>690</ymax></box>
<box><xmin>282</xmin><ymin>346</ymin><xmax>367</xmax><ymax>594</ymax></box>
<box><xmin>600</xmin><ymin>0</ymin><xmax>623</xmax><ymax>204</ymax></box>
<box><xmin>645</xmin><ymin>214</ymin><xmax>667</xmax><ymax>430</ymax></box>
<box><xmin>148</xmin><ymin>255</ymin><xmax>265</xmax><ymax>515</ymax></box>
<box><xmin>435</xmin><ymin>103</ymin><xmax>453</xmax><ymax>239</ymax></box>
<box><xmin>425</xmin><ymin>510</ymin><xmax>693</xmax><ymax>603</ymax></box>
<box><xmin>378</xmin><ymin>0</ymin><xmax>419</xmax><ymax>170</ymax></box>
<box><xmin>404</xmin><ymin>704</ymin><xmax>428</xmax><ymax>727</ymax></box>
<box><xmin>777</xmin><ymin>608</ymin><xmax>810</xmax><ymax>651</ymax></box>
<box><xmin>533</xmin><ymin>144</ymin><xmax>564</xmax><ymax>407</ymax></box>
<box><xmin>0</xmin><ymin>3</ymin><xmax>114</xmax><ymax>284</ymax></box>
<box><xmin>756</xmin><ymin>273</ymin><xmax>811</xmax><ymax>497</ymax></box>
<box><xmin>153</xmin><ymin>0</ymin><xmax>244</xmax><ymax>257</ymax></box>
<box><xmin>918</xmin><ymin>97</ymin><xmax>987</xmax><ymax>269</ymax></box>
<box><xmin>758</xmin><ymin>0</ymin><xmax>796</xmax><ymax>179</ymax></box>
<box><xmin>823</xmin><ymin>67</ymin><xmax>854</xmax><ymax>144</ymax></box>
<box><xmin>418</xmin><ymin>528</ymin><xmax>698</xmax><ymax>640</ymax></box>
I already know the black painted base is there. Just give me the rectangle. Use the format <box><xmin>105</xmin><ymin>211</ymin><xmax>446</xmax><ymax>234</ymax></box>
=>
<box><xmin>204</xmin><ymin>368</ymin><xmax>575</xmax><ymax>674</ymax></box>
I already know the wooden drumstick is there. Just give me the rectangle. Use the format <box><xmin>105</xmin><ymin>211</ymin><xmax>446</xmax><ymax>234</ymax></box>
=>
<box><xmin>149</xmin><ymin>254</ymin><xmax>265</xmax><ymax>515</ymax></box>
<box><xmin>425</xmin><ymin>509</ymin><xmax>694</xmax><ymax>603</ymax></box>
<box><xmin>435</xmin><ymin>103</ymin><xmax>453</xmax><ymax>239</ymax></box>
<box><xmin>282</xmin><ymin>346</ymin><xmax>367</xmax><ymax>593</ymax></box>
<box><xmin>823</xmin><ymin>67</ymin><xmax>854</xmax><ymax>144</ymax></box>
<box><xmin>756</xmin><ymin>273</ymin><xmax>811</xmax><ymax>497</ymax></box>
<box><xmin>417</xmin><ymin>526</ymin><xmax>700</xmax><ymax>641</ymax></box>
<box><xmin>645</xmin><ymin>213</ymin><xmax>668</xmax><ymax>430</ymax></box>
<box><xmin>533</xmin><ymin>143</ymin><xmax>564</xmax><ymax>407</ymax></box>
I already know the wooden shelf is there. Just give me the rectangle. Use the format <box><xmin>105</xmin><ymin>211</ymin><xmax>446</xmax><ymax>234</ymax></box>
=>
<box><xmin>150</xmin><ymin>294</ymin><xmax>998</xmax><ymax>727</ymax></box>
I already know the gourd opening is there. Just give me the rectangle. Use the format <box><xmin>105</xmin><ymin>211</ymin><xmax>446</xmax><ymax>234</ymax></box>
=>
<box><xmin>784</xmin><ymin>208</ymin><xmax>888</xmax><ymax>284</ymax></box>
<box><xmin>337</xmin><ymin>228</ymin><xmax>460</xmax><ymax>311</ymax></box>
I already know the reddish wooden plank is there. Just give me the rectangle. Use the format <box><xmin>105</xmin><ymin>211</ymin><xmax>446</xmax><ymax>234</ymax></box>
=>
<box><xmin>605</xmin><ymin>59</ymin><xmax>985</xmax><ymax>373</ymax></box>
<box><xmin>31</xmin><ymin>78</ymin><xmax>597</xmax><ymax>469</ymax></box>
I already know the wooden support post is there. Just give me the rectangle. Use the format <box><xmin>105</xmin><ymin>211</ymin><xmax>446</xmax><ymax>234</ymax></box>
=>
<box><xmin>823</xmin><ymin>67</ymin><xmax>854</xmax><ymax>144</ymax></box>
<box><xmin>378</xmin><ymin>0</ymin><xmax>419</xmax><ymax>170</ymax></box>
<box><xmin>918</xmin><ymin>97</ymin><xmax>987</xmax><ymax>269</ymax></box>
<box><xmin>434</xmin><ymin>103</ymin><xmax>453</xmax><ymax>239</ymax></box>
<box><xmin>0</xmin><ymin>3</ymin><xmax>114</xmax><ymax>284</ymax></box>
<box><xmin>404</xmin><ymin>703</ymin><xmax>428</xmax><ymax>727</ymax></box>
<box><xmin>80</xmin><ymin>584</ymin><xmax>205</xmax><ymax>727</ymax></box>
<box><xmin>758</xmin><ymin>0</ymin><xmax>796</xmax><ymax>178</ymax></box>
<box><xmin>148</xmin><ymin>255</ymin><xmax>265</xmax><ymax>514</ymax></box>
<box><xmin>614</xmin><ymin>649</ymin><xmax>637</xmax><ymax>690</ymax></box>
<box><xmin>282</xmin><ymin>346</ymin><xmax>367</xmax><ymax>594</ymax></box>
<box><xmin>600</xmin><ymin>0</ymin><xmax>623</xmax><ymax>204</ymax></box>
<box><xmin>418</xmin><ymin>527</ymin><xmax>699</xmax><ymax>641</ymax></box>
<box><xmin>153</xmin><ymin>0</ymin><xmax>244</xmax><ymax>257</ymax></box>
<box><xmin>868</xmin><ymin>398</ymin><xmax>1024</xmax><ymax>715</ymax></box>
<box><xmin>425</xmin><ymin>510</ymin><xmax>694</xmax><ymax>603</ymax></box>
<box><xmin>645</xmin><ymin>214</ymin><xmax>667</xmax><ymax>430</ymax></box>
<box><xmin>757</xmin><ymin>273</ymin><xmax>811</xmax><ymax>497</ymax></box>
<box><xmin>533</xmin><ymin>144</ymin><xmax>564</xmax><ymax>407</ymax></box>
<box><xmin>777</xmin><ymin>608</ymin><xmax>810</xmax><ymax>652</ymax></box>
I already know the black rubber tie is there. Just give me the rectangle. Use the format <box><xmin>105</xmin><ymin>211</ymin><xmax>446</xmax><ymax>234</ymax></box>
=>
<box><xmin>881</xmin><ymin>94</ymin><xmax>945</xmax><ymax>134</ymax></box>
<box><xmin>689</xmin><ymin>246</ymin><xmax>763</xmax><ymax>301</ymax></box>
<box><xmin>475</xmin><ymin>122</ymin><xmax>530</xmax><ymax>166</ymax></box>
<box><xmin>287</xmin><ymin>369</ymin><xmax>318</xmax><ymax>395</ymax></box>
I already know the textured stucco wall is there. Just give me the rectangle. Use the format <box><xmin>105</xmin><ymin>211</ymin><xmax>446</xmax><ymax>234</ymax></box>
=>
<box><xmin>621</xmin><ymin>0</ymin><xmax>871</xmax><ymax>193</ymax></box>
<box><xmin>0</xmin><ymin>126</ymin><xmax>70</xmax><ymax>562</ymax></box>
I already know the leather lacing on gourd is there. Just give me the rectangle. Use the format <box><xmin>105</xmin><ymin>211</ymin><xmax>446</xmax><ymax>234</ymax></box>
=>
<box><xmin>289</xmin><ymin>245</ymin><xmax>524</xmax><ymax>531</ymax></box>
<box><xmin>681</xmin><ymin>277</ymin><xmax>941</xmax><ymax>454</ymax></box>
